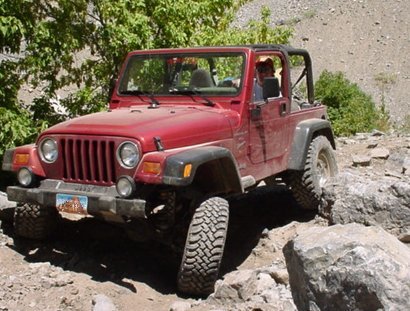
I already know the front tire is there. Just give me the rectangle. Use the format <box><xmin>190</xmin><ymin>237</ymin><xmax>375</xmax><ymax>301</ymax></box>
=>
<box><xmin>14</xmin><ymin>203</ymin><xmax>58</xmax><ymax>240</ymax></box>
<box><xmin>287</xmin><ymin>136</ymin><xmax>338</xmax><ymax>210</ymax></box>
<box><xmin>177</xmin><ymin>197</ymin><xmax>229</xmax><ymax>296</ymax></box>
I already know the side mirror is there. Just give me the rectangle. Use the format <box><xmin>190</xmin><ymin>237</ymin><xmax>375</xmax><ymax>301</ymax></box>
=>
<box><xmin>263</xmin><ymin>77</ymin><xmax>280</xmax><ymax>99</ymax></box>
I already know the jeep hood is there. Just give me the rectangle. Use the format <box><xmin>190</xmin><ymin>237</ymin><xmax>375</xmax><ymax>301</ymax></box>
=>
<box><xmin>41</xmin><ymin>106</ymin><xmax>239</xmax><ymax>151</ymax></box>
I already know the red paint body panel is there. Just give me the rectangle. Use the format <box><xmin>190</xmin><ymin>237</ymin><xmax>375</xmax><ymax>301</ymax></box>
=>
<box><xmin>10</xmin><ymin>144</ymin><xmax>46</xmax><ymax>177</ymax></box>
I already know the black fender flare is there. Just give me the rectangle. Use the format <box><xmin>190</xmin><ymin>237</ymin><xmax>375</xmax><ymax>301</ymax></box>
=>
<box><xmin>287</xmin><ymin>119</ymin><xmax>336</xmax><ymax>171</ymax></box>
<box><xmin>163</xmin><ymin>146</ymin><xmax>243</xmax><ymax>193</ymax></box>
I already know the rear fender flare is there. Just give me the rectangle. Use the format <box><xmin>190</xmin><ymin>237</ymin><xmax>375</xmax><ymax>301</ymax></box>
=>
<box><xmin>288</xmin><ymin>119</ymin><xmax>336</xmax><ymax>171</ymax></box>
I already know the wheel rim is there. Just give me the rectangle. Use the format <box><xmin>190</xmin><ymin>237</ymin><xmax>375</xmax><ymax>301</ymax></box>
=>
<box><xmin>317</xmin><ymin>151</ymin><xmax>332</xmax><ymax>187</ymax></box>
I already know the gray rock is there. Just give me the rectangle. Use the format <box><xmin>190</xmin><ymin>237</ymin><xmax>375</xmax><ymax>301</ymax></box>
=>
<box><xmin>284</xmin><ymin>224</ymin><xmax>410</xmax><ymax>310</ymax></box>
<box><xmin>208</xmin><ymin>268</ymin><xmax>296</xmax><ymax>310</ymax></box>
<box><xmin>0</xmin><ymin>191</ymin><xmax>15</xmax><ymax>209</ymax></box>
<box><xmin>351</xmin><ymin>155</ymin><xmax>371</xmax><ymax>167</ymax></box>
<box><xmin>321</xmin><ymin>172</ymin><xmax>410</xmax><ymax>237</ymax></box>
<box><xmin>370</xmin><ymin>147</ymin><xmax>390</xmax><ymax>159</ymax></box>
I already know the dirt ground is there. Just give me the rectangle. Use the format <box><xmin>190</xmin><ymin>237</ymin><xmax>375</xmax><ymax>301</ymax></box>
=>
<box><xmin>0</xmin><ymin>182</ymin><xmax>314</xmax><ymax>310</ymax></box>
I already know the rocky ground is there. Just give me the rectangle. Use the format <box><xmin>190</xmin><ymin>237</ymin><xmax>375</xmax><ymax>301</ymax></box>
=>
<box><xmin>1</xmin><ymin>131</ymin><xmax>409</xmax><ymax>311</ymax></box>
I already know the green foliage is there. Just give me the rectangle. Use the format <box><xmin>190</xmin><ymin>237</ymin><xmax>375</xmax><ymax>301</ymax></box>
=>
<box><xmin>0</xmin><ymin>107</ymin><xmax>44</xmax><ymax>156</ymax></box>
<box><xmin>0</xmin><ymin>0</ymin><xmax>293</xmax><ymax>166</ymax></box>
<box><xmin>197</xmin><ymin>6</ymin><xmax>293</xmax><ymax>45</ymax></box>
<box><xmin>315</xmin><ymin>70</ymin><xmax>390</xmax><ymax>136</ymax></box>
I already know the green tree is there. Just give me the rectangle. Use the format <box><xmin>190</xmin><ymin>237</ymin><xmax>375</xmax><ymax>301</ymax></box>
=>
<box><xmin>0</xmin><ymin>1</ymin><xmax>292</xmax><ymax>167</ymax></box>
<box><xmin>2</xmin><ymin>0</ymin><xmax>252</xmax><ymax>119</ymax></box>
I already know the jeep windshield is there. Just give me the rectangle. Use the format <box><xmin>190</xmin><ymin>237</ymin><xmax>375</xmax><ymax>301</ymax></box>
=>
<box><xmin>118</xmin><ymin>52</ymin><xmax>245</xmax><ymax>97</ymax></box>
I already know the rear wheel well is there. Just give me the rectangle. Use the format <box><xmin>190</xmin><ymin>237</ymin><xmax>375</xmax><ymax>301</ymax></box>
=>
<box><xmin>312</xmin><ymin>127</ymin><xmax>336</xmax><ymax>149</ymax></box>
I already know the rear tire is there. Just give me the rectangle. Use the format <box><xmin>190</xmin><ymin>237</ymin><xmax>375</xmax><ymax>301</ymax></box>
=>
<box><xmin>287</xmin><ymin>136</ymin><xmax>338</xmax><ymax>210</ymax></box>
<box><xmin>177</xmin><ymin>197</ymin><xmax>229</xmax><ymax>296</ymax></box>
<box><xmin>13</xmin><ymin>203</ymin><xmax>58</xmax><ymax>240</ymax></box>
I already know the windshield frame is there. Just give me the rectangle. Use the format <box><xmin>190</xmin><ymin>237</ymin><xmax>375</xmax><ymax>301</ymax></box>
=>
<box><xmin>117</xmin><ymin>51</ymin><xmax>246</xmax><ymax>98</ymax></box>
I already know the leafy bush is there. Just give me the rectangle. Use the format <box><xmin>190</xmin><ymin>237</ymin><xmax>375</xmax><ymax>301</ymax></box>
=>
<box><xmin>0</xmin><ymin>107</ymin><xmax>47</xmax><ymax>190</ymax></box>
<box><xmin>315</xmin><ymin>70</ymin><xmax>390</xmax><ymax>136</ymax></box>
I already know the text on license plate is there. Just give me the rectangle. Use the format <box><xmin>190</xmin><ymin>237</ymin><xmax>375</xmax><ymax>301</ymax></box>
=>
<box><xmin>56</xmin><ymin>193</ymin><xmax>88</xmax><ymax>215</ymax></box>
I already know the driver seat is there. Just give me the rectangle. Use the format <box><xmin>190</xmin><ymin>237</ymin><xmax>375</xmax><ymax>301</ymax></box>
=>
<box><xmin>189</xmin><ymin>69</ymin><xmax>214</xmax><ymax>88</ymax></box>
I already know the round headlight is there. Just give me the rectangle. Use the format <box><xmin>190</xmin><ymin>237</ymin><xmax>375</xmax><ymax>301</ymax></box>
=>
<box><xmin>17</xmin><ymin>167</ymin><xmax>36</xmax><ymax>187</ymax></box>
<box><xmin>117</xmin><ymin>142</ymin><xmax>140</xmax><ymax>168</ymax></box>
<box><xmin>40</xmin><ymin>138</ymin><xmax>58</xmax><ymax>163</ymax></box>
<box><xmin>116</xmin><ymin>176</ymin><xmax>136</xmax><ymax>198</ymax></box>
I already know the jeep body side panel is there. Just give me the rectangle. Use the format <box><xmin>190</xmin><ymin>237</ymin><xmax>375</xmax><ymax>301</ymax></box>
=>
<box><xmin>287</xmin><ymin>118</ymin><xmax>336</xmax><ymax>171</ymax></box>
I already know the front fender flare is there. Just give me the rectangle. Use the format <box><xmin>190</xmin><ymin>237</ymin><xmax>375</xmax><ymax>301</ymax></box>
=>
<box><xmin>163</xmin><ymin>146</ymin><xmax>243</xmax><ymax>193</ymax></box>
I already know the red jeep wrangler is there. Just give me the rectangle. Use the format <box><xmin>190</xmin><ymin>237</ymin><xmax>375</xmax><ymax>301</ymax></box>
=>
<box><xmin>2</xmin><ymin>44</ymin><xmax>337</xmax><ymax>295</ymax></box>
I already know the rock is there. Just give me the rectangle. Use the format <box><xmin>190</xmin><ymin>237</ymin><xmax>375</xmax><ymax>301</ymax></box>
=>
<box><xmin>399</xmin><ymin>231</ymin><xmax>410</xmax><ymax>243</ymax></box>
<box><xmin>283</xmin><ymin>224</ymin><xmax>410</xmax><ymax>310</ymax></box>
<box><xmin>370</xmin><ymin>147</ymin><xmax>390</xmax><ymax>159</ymax></box>
<box><xmin>0</xmin><ymin>191</ymin><xmax>15</xmax><ymax>224</ymax></box>
<box><xmin>269</xmin><ymin>269</ymin><xmax>289</xmax><ymax>285</ymax></box>
<box><xmin>321</xmin><ymin>172</ymin><xmax>410</xmax><ymax>237</ymax></box>
<box><xmin>403</xmin><ymin>156</ymin><xmax>410</xmax><ymax>175</ymax></box>
<box><xmin>0</xmin><ymin>191</ymin><xmax>15</xmax><ymax>209</ymax></box>
<box><xmin>366</xmin><ymin>142</ymin><xmax>378</xmax><ymax>148</ymax></box>
<box><xmin>208</xmin><ymin>268</ymin><xmax>296</xmax><ymax>310</ymax></box>
<box><xmin>169</xmin><ymin>301</ymin><xmax>192</xmax><ymax>311</ymax></box>
<box><xmin>351</xmin><ymin>155</ymin><xmax>371</xmax><ymax>167</ymax></box>
<box><xmin>370</xmin><ymin>129</ymin><xmax>385</xmax><ymax>136</ymax></box>
<box><xmin>92</xmin><ymin>294</ymin><xmax>117</xmax><ymax>311</ymax></box>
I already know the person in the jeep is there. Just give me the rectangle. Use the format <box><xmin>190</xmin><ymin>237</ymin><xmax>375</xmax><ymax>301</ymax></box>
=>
<box><xmin>253</xmin><ymin>56</ymin><xmax>275</xmax><ymax>101</ymax></box>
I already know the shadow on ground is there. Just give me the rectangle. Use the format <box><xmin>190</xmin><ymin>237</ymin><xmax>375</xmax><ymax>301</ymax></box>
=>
<box><xmin>0</xmin><ymin>184</ymin><xmax>315</xmax><ymax>296</ymax></box>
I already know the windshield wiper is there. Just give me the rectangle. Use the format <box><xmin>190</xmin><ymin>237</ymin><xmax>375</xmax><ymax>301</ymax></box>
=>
<box><xmin>169</xmin><ymin>87</ymin><xmax>215</xmax><ymax>107</ymax></box>
<box><xmin>121</xmin><ymin>90</ymin><xmax>160</xmax><ymax>108</ymax></box>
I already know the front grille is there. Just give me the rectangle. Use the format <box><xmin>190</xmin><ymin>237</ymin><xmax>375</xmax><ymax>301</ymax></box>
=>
<box><xmin>61</xmin><ymin>138</ymin><xmax>116</xmax><ymax>185</ymax></box>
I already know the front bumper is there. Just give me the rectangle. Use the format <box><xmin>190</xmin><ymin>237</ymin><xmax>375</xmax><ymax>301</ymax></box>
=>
<box><xmin>7</xmin><ymin>179</ymin><xmax>147</xmax><ymax>218</ymax></box>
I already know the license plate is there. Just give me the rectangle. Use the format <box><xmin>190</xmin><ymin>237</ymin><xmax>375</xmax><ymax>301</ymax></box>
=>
<box><xmin>56</xmin><ymin>193</ymin><xmax>88</xmax><ymax>215</ymax></box>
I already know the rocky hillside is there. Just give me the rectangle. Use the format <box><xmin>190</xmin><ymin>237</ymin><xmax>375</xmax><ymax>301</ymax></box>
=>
<box><xmin>236</xmin><ymin>0</ymin><xmax>410</xmax><ymax>126</ymax></box>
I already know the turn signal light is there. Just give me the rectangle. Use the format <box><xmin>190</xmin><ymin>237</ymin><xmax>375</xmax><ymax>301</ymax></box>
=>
<box><xmin>183</xmin><ymin>164</ymin><xmax>192</xmax><ymax>178</ymax></box>
<box><xmin>14</xmin><ymin>154</ymin><xmax>30</xmax><ymax>165</ymax></box>
<box><xmin>142</xmin><ymin>162</ymin><xmax>161</xmax><ymax>174</ymax></box>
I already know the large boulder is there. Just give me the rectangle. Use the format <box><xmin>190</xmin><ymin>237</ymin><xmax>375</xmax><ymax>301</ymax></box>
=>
<box><xmin>0</xmin><ymin>191</ymin><xmax>15</xmax><ymax>209</ymax></box>
<box><xmin>321</xmin><ymin>172</ymin><xmax>410</xmax><ymax>239</ymax></box>
<box><xmin>283</xmin><ymin>223</ymin><xmax>410</xmax><ymax>310</ymax></box>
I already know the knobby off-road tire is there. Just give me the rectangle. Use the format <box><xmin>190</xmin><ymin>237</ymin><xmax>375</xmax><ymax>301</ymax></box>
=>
<box><xmin>177</xmin><ymin>197</ymin><xmax>229</xmax><ymax>296</ymax></box>
<box><xmin>13</xmin><ymin>203</ymin><xmax>58</xmax><ymax>240</ymax></box>
<box><xmin>287</xmin><ymin>135</ymin><xmax>338</xmax><ymax>210</ymax></box>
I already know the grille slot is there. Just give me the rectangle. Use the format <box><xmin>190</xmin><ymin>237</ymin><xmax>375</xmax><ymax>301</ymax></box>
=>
<box><xmin>61</xmin><ymin>138</ymin><xmax>116</xmax><ymax>184</ymax></box>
